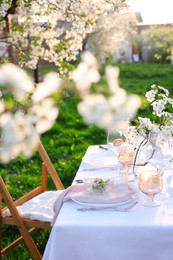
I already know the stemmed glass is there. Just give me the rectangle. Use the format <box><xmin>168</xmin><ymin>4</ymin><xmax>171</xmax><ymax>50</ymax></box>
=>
<box><xmin>135</xmin><ymin>143</ymin><xmax>155</xmax><ymax>167</ymax></box>
<box><xmin>118</xmin><ymin>142</ymin><xmax>134</xmax><ymax>180</ymax></box>
<box><xmin>150</xmin><ymin>161</ymin><xmax>170</xmax><ymax>200</ymax></box>
<box><xmin>157</xmin><ymin>134</ymin><xmax>173</xmax><ymax>165</ymax></box>
<box><xmin>138</xmin><ymin>170</ymin><xmax>163</xmax><ymax>207</ymax></box>
<box><xmin>107</xmin><ymin>129</ymin><xmax>124</xmax><ymax>156</ymax></box>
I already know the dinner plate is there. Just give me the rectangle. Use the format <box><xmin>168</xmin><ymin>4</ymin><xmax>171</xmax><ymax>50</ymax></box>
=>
<box><xmin>72</xmin><ymin>184</ymin><xmax>138</xmax><ymax>208</ymax></box>
<box><xmin>82</xmin><ymin>151</ymin><xmax>118</xmax><ymax>168</ymax></box>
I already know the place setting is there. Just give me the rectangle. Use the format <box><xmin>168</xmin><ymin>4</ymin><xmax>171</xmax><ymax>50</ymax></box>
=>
<box><xmin>72</xmin><ymin>123</ymin><xmax>173</xmax><ymax>213</ymax></box>
<box><xmin>73</xmin><ymin>175</ymin><xmax>139</xmax><ymax>211</ymax></box>
<box><xmin>81</xmin><ymin>150</ymin><xmax>118</xmax><ymax>171</ymax></box>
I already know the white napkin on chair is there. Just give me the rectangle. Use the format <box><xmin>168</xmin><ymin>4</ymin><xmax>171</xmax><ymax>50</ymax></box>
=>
<box><xmin>2</xmin><ymin>190</ymin><xmax>63</xmax><ymax>222</ymax></box>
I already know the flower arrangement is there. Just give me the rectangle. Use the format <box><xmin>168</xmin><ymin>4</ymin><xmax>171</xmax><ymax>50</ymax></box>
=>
<box><xmin>127</xmin><ymin>84</ymin><xmax>173</xmax><ymax>143</ymax></box>
<box><xmin>92</xmin><ymin>177</ymin><xmax>109</xmax><ymax>193</ymax></box>
<box><xmin>126</xmin><ymin>84</ymin><xmax>173</xmax><ymax>172</ymax></box>
<box><xmin>84</xmin><ymin>176</ymin><xmax>114</xmax><ymax>194</ymax></box>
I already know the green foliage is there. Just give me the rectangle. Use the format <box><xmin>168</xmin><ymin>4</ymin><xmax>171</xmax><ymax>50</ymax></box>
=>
<box><xmin>145</xmin><ymin>25</ymin><xmax>173</xmax><ymax>63</ymax></box>
<box><xmin>54</xmin><ymin>40</ymin><xmax>67</xmax><ymax>52</ymax></box>
<box><xmin>1</xmin><ymin>63</ymin><xmax>173</xmax><ymax>259</ymax></box>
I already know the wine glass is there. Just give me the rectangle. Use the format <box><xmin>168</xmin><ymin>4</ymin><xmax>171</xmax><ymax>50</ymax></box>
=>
<box><xmin>138</xmin><ymin>170</ymin><xmax>163</xmax><ymax>207</ymax></box>
<box><xmin>107</xmin><ymin>128</ymin><xmax>124</xmax><ymax>155</ymax></box>
<box><xmin>133</xmin><ymin>138</ymin><xmax>163</xmax><ymax>177</ymax></box>
<box><xmin>150</xmin><ymin>162</ymin><xmax>170</xmax><ymax>200</ymax></box>
<box><xmin>135</xmin><ymin>143</ymin><xmax>155</xmax><ymax>167</ymax></box>
<box><xmin>118</xmin><ymin>142</ymin><xmax>134</xmax><ymax>180</ymax></box>
<box><xmin>157</xmin><ymin>134</ymin><xmax>173</xmax><ymax>165</ymax></box>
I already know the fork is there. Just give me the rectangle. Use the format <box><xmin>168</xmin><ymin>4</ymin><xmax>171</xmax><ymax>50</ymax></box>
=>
<box><xmin>82</xmin><ymin>167</ymin><xmax>116</xmax><ymax>171</ymax></box>
<box><xmin>77</xmin><ymin>201</ymin><xmax>138</xmax><ymax>212</ymax></box>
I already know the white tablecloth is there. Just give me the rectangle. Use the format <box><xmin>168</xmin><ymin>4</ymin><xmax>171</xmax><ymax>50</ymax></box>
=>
<box><xmin>43</xmin><ymin>145</ymin><xmax>173</xmax><ymax>260</ymax></box>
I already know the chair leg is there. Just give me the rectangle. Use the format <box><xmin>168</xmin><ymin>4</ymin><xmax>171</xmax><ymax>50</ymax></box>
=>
<box><xmin>14</xmin><ymin>224</ymin><xmax>42</xmax><ymax>260</ymax></box>
<box><xmin>0</xmin><ymin>177</ymin><xmax>42</xmax><ymax>260</ymax></box>
<box><xmin>1</xmin><ymin>227</ymin><xmax>39</xmax><ymax>256</ymax></box>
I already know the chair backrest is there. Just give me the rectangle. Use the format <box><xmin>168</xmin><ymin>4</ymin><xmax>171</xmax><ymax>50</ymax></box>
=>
<box><xmin>0</xmin><ymin>133</ymin><xmax>64</xmax><ymax>259</ymax></box>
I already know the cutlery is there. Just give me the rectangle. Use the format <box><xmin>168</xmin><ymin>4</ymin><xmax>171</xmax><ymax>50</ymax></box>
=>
<box><xmin>82</xmin><ymin>167</ymin><xmax>116</xmax><ymax>171</ymax></box>
<box><xmin>77</xmin><ymin>201</ymin><xmax>138</xmax><ymax>212</ymax></box>
<box><xmin>99</xmin><ymin>145</ymin><xmax>109</xmax><ymax>151</ymax></box>
<box><xmin>75</xmin><ymin>179</ymin><xmax>83</xmax><ymax>183</ymax></box>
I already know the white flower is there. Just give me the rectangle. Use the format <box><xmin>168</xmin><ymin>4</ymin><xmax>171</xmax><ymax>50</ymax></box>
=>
<box><xmin>145</xmin><ymin>89</ymin><xmax>156</xmax><ymax>102</ymax></box>
<box><xmin>82</xmin><ymin>51</ymin><xmax>98</xmax><ymax>67</ymax></box>
<box><xmin>152</xmin><ymin>99</ymin><xmax>165</xmax><ymax>117</ymax></box>
<box><xmin>0</xmin><ymin>100</ymin><xmax>4</xmax><ymax>113</ymax></box>
<box><xmin>126</xmin><ymin>125</ymin><xmax>141</xmax><ymax>145</ymax></box>
<box><xmin>30</xmin><ymin>98</ymin><xmax>59</xmax><ymax>133</ymax></box>
<box><xmin>72</xmin><ymin>61</ymin><xmax>100</xmax><ymax>92</ymax></box>
<box><xmin>0</xmin><ymin>52</ymin><xmax>141</xmax><ymax>163</ymax></box>
<box><xmin>32</xmin><ymin>72</ymin><xmax>61</xmax><ymax>103</ymax></box>
<box><xmin>151</xmin><ymin>84</ymin><xmax>156</xmax><ymax>89</ymax></box>
<box><xmin>0</xmin><ymin>63</ymin><xmax>60</xmax><ymax>162</ymax></box>
<box><xmin>158</xmin><ymin>86</ymin><xmax>169</xmax><ymax>96</ymax></box>
<box><xmin>0</xmin><ymin>63</ymin><xmax>34</xmax><ymax>99</ymax></box>
<box><xmin>137</xmin><ymin>117</ymin><xmax>158</xmax><ymax>137</ymax></box>
<box><xmin>77</xmin><ymin>94</ymin><xmax>110</xmax><ymax>127</ymax></box>
<box><xmin>108</xmin><ymin>88</ymin><xmax>126</xmax><ymax>108</ymax></box>
<box><xmin>105</xmin><ymin>65</ymin><xmax>120</xmax><ymax>94</ymax></box>
<box><xmin>0</xmin><ymin>112</ymin><xmax>38</xmax><ymax>163</ymax></box>
<box><xmin>122</xmin><ymin>95</ymin><xmax>141</xmax><ymax>116</ymax></box>
<box><xmin>133</xmin><ymin>84</ymin><xmax>173</xmax><ymax>140</ymax></box>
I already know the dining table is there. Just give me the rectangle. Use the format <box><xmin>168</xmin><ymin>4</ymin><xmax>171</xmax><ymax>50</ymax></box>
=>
<box><xmin>43</xmin><ymin>145</ymin><xmax>173</xmax><ymax>260</ymax></box>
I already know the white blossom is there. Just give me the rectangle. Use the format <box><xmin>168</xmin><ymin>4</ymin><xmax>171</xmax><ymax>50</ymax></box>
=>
<box><xmin>0</xmin><ymin>100</ymin><xmax>5</xmax><ymax>114</ymax></box>
<box><xmin>32</xmin><ymin>73</ymin><xmax>62</xmax><ymax>103</ymax></box>
<box><xmin>77</xmin><ymin>94</ymin><xmax>110</xmax><ymax>127</ymax></box>
<box><xmin>72</xmin><ymin>52</ymin><xmax>100</xmax><ymax>92</ymax></box>
<box><xmin>131</xmin><ymin>84</ymin><xmax>173</xmax><ymax>141</ymax></box>
<box><xmin>0</xmin><ymin>52</ymin><xmax>141</xmax><ymax>163</ymax></box>
<box><xmin>0</xmin><ymin>63</ymin><xmax>61</xmax><ymax>163</ymax></box>
<box><xmin>0</xmin><ymin>112</ymin><xmax>37</xmax><ymax>162</ymax></box>
<box><xmin>0</xmin><ymin>0</ymin><xmax>126</xmax><ymax>70</ymax></box>
<box><xmin>0</xmin><ymin>63</ymin><xmax>34</xmax><ymax>99</ymax></box>
<box><xmin>145</xmin><ymin>89</ymin><xmax>156</xmax><ymax>102</ymax></box>
<box><xmin>158</xmin><ymin>86</ymin><xmax>169</xmax><ymax>96</ymax></box>
<box><xmin>105</xmin><ymin>66</ymin><xmax>120</xmax><ymax>94</ymax></box>
<box><xmin>152</xmin><ymin>99</ymin><xmax>165</xmax><ymax>117</ymax></box>
<box><xmin>125</xmin><ymin>125</ymin><xmax>142</xmax><ymax>145</ymax></box>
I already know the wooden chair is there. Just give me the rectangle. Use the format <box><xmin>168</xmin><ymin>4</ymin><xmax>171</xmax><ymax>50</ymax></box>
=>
<box><xmin>0</xmin><ymin>135</ymin><xmax>64</xmax><ymax>259</ymax></box>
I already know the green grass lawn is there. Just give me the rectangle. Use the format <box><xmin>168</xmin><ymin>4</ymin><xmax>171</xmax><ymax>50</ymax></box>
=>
<box><xmin>1</xmin><ymin>63</ymin><xmax>173</xmax><ymax>259</ymax></box>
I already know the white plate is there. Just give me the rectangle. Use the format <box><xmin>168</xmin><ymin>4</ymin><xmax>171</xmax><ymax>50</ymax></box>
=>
<box><xmin>82</xmin><ymin>151</ymin><xmax>118</xmax><ymax>168</ymax></box>
<box><xmin>72</xmin><ymin>184</ymin><xmax>138</xmax><ymax>208</ymax></box>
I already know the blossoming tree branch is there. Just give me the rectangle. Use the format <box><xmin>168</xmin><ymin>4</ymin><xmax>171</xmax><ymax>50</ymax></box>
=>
<box><xmin>0</xmin><ymin>51</ymin><xmax>141</xmax><ymax>163</ymax></box>
<box><xmin>127</xmin><ymin>85</ymin><xmax>173</xmax><ymax>145</ymax></box>
<box><xmin>0</xmin><ymin>0</ymin><xmax>129</xmax><ymax>71</ymax></box>
<box><xmin>0</xmin><ymin>0</ymin><xmax>141</xmax><ymax>164</ymax></box>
